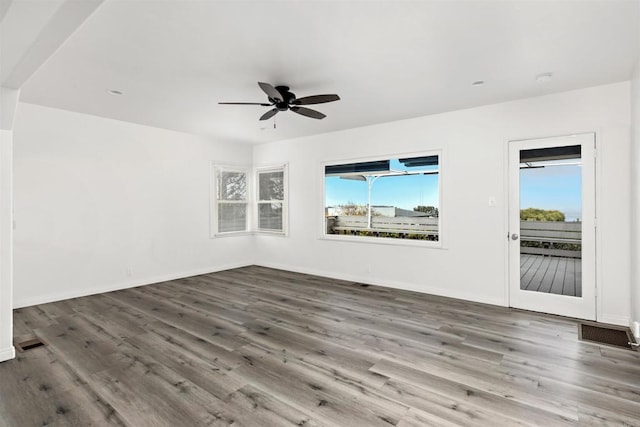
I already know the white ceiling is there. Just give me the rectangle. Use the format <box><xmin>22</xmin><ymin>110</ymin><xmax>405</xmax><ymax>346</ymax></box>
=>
<box><xmin>10</xmin><ymin>0</ymin><xmax>640</xmax><ymax>144</ymax></box>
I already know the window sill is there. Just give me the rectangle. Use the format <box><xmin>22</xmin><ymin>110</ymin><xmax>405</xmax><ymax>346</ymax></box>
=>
<box><xmin>211</xmin><ymin>231</ymin><xmax>253</xmax><ymax>238</ymax></box>
<box><xmin>211</xmin><ymin>230</ymin><xmax>288</xmax><ymax>238</ymax></box>
<box><xmin>320</xmin><ymin>233</ymin><xmax>444</xmax><ymax>249</ymax></box>
<box><xmin>255</xmin><ymin>230</ymin><xmax>288</xmax><ymax>237</ymax></box>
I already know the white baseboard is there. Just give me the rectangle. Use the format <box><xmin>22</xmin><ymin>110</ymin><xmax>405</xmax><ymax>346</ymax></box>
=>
<box><xmin>255</xmin><ymin>261</ymin><xmax>506</xmax><ymax>307</ymax></box>
<box><xmin>0</xmin><ymin>346</ymin><xmax>15</xmax><ymax>362</ymax></box>
<box><xmin>631</xmin><ymin>320</ymin><xmax>640</xmax><ymax>340</ymax></box>
<box><xmin>14</xmin><ymin>262</ymin><xmax>252</xmax><ymax>308</ymax></box>
<box><xmin>597</xmin><ymin>314</ymin><xmax>630</xmax><ymax>327</ymax></box>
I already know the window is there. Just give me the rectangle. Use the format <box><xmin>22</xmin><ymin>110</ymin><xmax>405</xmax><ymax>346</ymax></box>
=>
<box><xmin>211</xmin><ymin>164</ymin><xmax>287</xmax><ymax>237</ymax></box>
<box><xmin>256</xmin><ymin>165</ymin><xmax>287</xmax><ymax>233</ymax></box>
<box><xmin>215</xmin><ymin>167</ymin><xmax>248</xmax><ymax>234</ymax></box>
<box><xmin>324</xmin><ymin>154</ymin><xmax>440</xmax><ymax>242</ymax></box>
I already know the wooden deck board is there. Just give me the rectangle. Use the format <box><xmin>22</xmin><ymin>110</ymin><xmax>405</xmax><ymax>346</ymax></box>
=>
<box><xmin>520</xmin><ymin>255</ymin><xmax>582</xmax><ymax>297</ymax></box>
<box><xmin>537</xmin><ymin>256</ymin><xmax>558</xmax><ymax>293</ymax></box>
<box><xmin>549</xmin><ymin>257</ymin><xmax>567</xmax><ymax>295</ymax></box>
<box><xmin>1</xmin><ymin>266</ymin><xmax>635</xmax><ymax>426</ymax></box>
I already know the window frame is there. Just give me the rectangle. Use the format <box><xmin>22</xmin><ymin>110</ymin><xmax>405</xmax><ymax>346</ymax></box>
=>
<box><xmin>321</xmin><ymin>150</ymin><xmax>443</xmax><ymax>248</ymax></box>
<box><xmin>211</xmin><ymin>164</ymin><xmax>251</xmax><ymax>237</ymax></box>
<box><xmin>255</xmin><ymin>163</ymin><xmax>288</xmax><ymax>235</ymax></box>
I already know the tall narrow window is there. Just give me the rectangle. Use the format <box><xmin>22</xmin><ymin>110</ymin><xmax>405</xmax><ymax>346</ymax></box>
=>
<box><xmin>257</xmin><ymin>166</ymin><xmax>286</xmax><ymax>233</ymax></box>
<box><xmin>216</xmin><ymin>167</ymin><xmax>248</xmax><ymax>233</ymax></box>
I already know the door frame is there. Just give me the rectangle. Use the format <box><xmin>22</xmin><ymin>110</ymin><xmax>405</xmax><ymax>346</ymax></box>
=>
<box><xmin>507</xmin><ymin>132</ymin><xmax>597</xmax><ymax>320</ymax></box>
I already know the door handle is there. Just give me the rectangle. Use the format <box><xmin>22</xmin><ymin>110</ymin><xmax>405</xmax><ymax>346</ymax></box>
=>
<box><xmin>511</xmin><ymin>233</ymin><xmax>519</xmax><ymax>240</ymax></box>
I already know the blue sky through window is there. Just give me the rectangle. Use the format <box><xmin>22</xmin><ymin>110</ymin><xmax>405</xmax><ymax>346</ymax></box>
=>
<box><xmin>325</xmin><ymin>159</ymin><xmax>439</xmax><ymax>211</ymax></box>
<box><xmin>326</xmin><ymin>158</ymin><xmax>582</xmax><ymax>221</ymax></box>
<box><xmin>520</xmin><ymin>162</ymin><xmax>582</xmax><ymax>221</ymax></box>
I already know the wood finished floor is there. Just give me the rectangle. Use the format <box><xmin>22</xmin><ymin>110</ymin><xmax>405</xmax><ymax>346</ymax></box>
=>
<box><xmin>1</xmin><ymin>266</ymin><xmax>639</xmax><ymax>426</ymax></box>
<box><xmin>520</xmin><ymin>254</ymin><xmax>582</xmax><ymax>297</ymax></box>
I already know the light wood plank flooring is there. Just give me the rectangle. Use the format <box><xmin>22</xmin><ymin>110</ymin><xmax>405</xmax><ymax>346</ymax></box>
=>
<box><xmin>520</xmin><ymin>254</ymin><xmax>582</xmax><ymax>297</ymax></box>
<box><xmin>1</xmin><ymin>266</ymin><xmax>638</xmax><ymax>426</ymax></box>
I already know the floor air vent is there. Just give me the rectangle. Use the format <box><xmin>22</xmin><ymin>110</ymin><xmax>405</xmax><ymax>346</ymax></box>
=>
<box><xmin>16</xmin><ymin>338</ymin><xmax>46</xmax><ymax>352</ymax></box>
<box><xmin>579</xmin><ymin>322</ymin><xmax>636</xmax><ymax>350</ymax></box>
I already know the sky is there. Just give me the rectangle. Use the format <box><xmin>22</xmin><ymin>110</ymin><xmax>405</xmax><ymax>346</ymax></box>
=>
<box><xmin>325</xmin><ymin>158</ymin><xmax>582</xmax><ymax>221</ymax></box>
<box><xmin>325</xmin><ymin>159</ymin><xmax>439</xmax><ymax>211</ymax></box>
<box><xmin>520</xmin><ymin>162</ymin><xmax>582</xmax><ymax>221</ymax></box>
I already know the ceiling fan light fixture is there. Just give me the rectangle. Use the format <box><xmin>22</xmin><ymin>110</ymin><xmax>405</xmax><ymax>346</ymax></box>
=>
<box><xmin>219</xmin><ymin>82</ymin><xmax>340</xmax><ymax>121</ymax></box>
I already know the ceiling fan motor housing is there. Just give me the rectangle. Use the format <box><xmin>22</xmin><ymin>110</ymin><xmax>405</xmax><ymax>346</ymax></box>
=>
<box><xmin>273</xmin><ymin>86</ymin><xmax>296</xmax><ymax>110</ymax></box>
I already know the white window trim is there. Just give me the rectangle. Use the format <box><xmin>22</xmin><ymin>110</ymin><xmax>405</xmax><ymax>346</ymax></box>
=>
<box><xmin>255</xmin><ymin>163</ymin><xmax>288</xmax><ymax>236</ymax></box>
<box><xmin>321</xmin><ymin>150</ymin><xmax>443</xmax><ymax>248</ymax></box>
<box><xmin>211</xmin><ymin>163</ymin><xmax>251</xmax><ymax>237</ymax></box>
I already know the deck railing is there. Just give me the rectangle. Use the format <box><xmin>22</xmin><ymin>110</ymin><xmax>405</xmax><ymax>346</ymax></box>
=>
<box><xmin>520</xmin><ymin>220</ymin><xmax>581</xmax><ymax>258</ymax></box>
<box><xmin>327</xmin><ymin>216</ymin><xmax>582</xmax><ymax>257</ymax></box>
<box><xmin>328</xmin><ymin>215</ymin><xmax>439</xmax><ymax>240</ymax></box>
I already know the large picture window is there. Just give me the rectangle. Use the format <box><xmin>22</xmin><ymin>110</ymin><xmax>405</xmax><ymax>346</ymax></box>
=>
<box><xmin>257</xmin><ymin>166</ymin><xmax>287</xmax><ymax>233</ymax></box>
<box><xmin>215</xmin><ymin>167</ymin><xmax>248</xmax><ymax>233</ymax></box>
<box><xmin>324</xmin><ymin>154</ymin><xmax>440</xmax><ymax>242</ymax></box>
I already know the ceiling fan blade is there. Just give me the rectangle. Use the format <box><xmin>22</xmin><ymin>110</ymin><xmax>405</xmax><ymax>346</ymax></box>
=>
<box><xmin>258</xmin><ymin>82</ymin><xmax>283</xmax><ymax>102</ymax></box>
<box><xmin>292</xmin><ymin>94</ymin><xmax>340</xmax><ymax>105</ymax></box>
<box><xmin>259</xmin><ymin>108</ymin><xmax>279</xmax><ymax>121</ymax></box>
<box><xmin>219</xmin><ymin>102</ymin><xmax>272</xmax><ymax>106</ymax></box>
<box><xmin>290</xmin><ymin>106</ymin><xmax>326</xmax><ymax>120</ymax></box>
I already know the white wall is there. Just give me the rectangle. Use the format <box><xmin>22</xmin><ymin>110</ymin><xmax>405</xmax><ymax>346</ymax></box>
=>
<box><xmin>253</xmin><ymin>82</ymin><xmax>631</xmax><ymax>325</ymax></box>
<box><xmin>0</xmin><ymin>87</ymin><xmax>19</xmax><ymax>362</ymax></box>
<box><xmin>631</xmin><ymin>54</ymin><xmax>640</xmax><ymax>338</ymax></box>
<box><xmin>13</xmin><ymin>103</ymin><xmax>254</xmax><ymax>307</ymax></box>
<box><xmin>0</xmin><ymin>129</ymin><xmax>14</xmax><ymax>362</ymax></box>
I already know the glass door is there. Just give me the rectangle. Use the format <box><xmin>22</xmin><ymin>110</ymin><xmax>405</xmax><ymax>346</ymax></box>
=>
<box><xmin>508</xmin><ymin>133</ymin><xmax>596</xmax><ymax>320</ymax></box>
